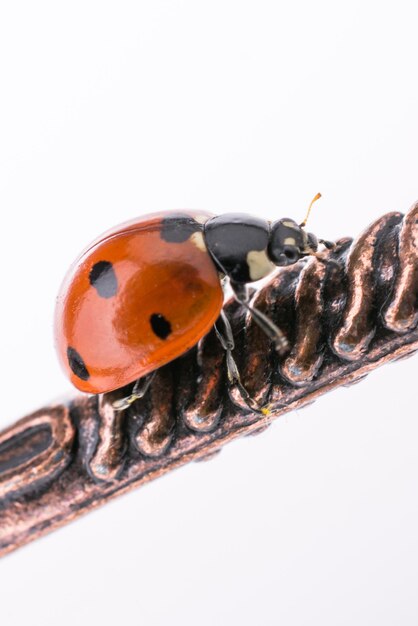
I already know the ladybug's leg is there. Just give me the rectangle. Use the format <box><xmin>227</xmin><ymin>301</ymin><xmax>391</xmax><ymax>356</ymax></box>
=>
<box><xmin>214</xmin><ymin>309</ymin><xmax>260</xmax><ymax>412</ymax></box>
<box><xmin>319</xmin><ymin>238</ymin><xmax>336</xmax><ymax>250</ymax></box>
<box><xmin>230</xmin><ymin>282</ymin><xmax>289</xmax><ymax>355</ymax></box>
<box><xmin>112</xmin><ymin>372</ymin><xmax>156</xmax><ymax>412</ymax></box>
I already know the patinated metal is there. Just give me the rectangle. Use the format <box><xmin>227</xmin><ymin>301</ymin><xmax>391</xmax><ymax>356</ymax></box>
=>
<box><xmin>0</xmin><ymin>202</ymin><xmax>417</xmax><ymax>557</ymax></box>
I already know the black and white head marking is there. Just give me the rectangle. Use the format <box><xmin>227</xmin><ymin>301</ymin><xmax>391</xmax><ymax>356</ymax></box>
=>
<box><xmin>268</xmin><ymin>217</ymin><xmax>320</xmax><ymax>266</ymax></box>
<box><xmin>203</xmin><ymin>212</ymin><xmax>320</xmax><ymax>284</ymax></box>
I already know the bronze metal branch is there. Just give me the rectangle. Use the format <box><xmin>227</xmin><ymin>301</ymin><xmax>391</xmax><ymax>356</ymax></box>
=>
<box><xmin>0</xmin><ymin>202</ymin><xmax>417</xmax><ymax>558</ymax></box>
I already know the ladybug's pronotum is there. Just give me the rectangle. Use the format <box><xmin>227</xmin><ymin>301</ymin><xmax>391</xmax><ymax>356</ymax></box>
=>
<box><xmin>55</xmin><ymin>194</ymin><xmax>330</xmax><ymax>410</ymax></box>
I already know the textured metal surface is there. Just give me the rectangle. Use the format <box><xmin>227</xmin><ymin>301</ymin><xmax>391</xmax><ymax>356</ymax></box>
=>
<box><xmin>0</xmin><ymin>202</ymin><xmax>417</xmax><ymax>558</ymax></box>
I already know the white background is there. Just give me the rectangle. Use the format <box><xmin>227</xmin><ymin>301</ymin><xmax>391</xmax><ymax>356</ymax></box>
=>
<box><xmin>1</xmin><ymin>2</ymin><xmax>418</xmax><ymax>625</ymax></box>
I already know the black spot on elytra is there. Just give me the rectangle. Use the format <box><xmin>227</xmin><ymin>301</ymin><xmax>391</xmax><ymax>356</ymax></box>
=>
<box><xmin>160</xmin><ymin>214</ymin><xmax>201</xmax><ymax>243</ymax></box>
<box><xmin>150</xmin><ymin>313</ymin><xmax>172</xmax><ymax>339</ymax></box>
<box><xmin>67</xmin><ymin>347</ymin><xmax>90</xmax><ymax>381</ymax></box>
<box><xmin>89</xmin><ymin>261</ymin><xmax>118</xmax><ymax>298</ymax></box>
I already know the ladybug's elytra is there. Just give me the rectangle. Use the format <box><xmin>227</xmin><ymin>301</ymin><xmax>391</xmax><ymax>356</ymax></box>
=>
<box><xmin>55</xmin><ymin>196</ymin><xmax>327</xmax><ymax>410</ymax></box>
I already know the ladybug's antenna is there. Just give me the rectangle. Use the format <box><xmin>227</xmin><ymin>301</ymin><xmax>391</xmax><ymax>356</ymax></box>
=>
<box><xmin>300</xmin><ymin>192</ymin><xmax>322</xmax><ymax>228</ymax></box>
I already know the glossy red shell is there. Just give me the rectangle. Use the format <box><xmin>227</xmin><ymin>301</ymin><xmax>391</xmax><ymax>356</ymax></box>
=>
<box><xmin>55</xmin><ymin>211</ymin><xmax>223</xmax><ymax>394</ymax></box>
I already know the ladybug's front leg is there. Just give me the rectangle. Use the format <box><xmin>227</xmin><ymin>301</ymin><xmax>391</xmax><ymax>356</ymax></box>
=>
<box><xmin>230</xmin><ymin>282</ymin><xmax>289</xmax><ymax>355</ymax></box>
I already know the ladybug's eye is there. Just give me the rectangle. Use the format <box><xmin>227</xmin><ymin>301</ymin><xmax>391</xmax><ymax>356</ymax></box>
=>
<box><xmin>283</xmin><ymin>247</ymin><xmax>299</xmax><ymax>262</ymax></box>
<box><xmin>268</xmin><ymin>218</ymin><xmax>305</xmax><ymax>267</ymax></box>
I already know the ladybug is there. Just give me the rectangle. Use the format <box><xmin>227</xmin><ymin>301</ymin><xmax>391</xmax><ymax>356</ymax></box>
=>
<box><xmin>55</xmin><ymin>195</ymin><xmax>327</xmax><ymax>411</ymax></box>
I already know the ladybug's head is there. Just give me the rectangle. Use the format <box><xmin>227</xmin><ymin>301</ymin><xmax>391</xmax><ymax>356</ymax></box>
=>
<box><xmin>267</xmin><ymin>218</ymin><xmax>318</xmax><ymax>267</ymax></box>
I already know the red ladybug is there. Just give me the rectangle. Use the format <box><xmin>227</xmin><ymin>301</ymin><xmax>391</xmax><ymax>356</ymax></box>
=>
<box><xmin>55</xmin><ymin>201</ymin><xmax>323</xmax><ymax>409</ymax></box>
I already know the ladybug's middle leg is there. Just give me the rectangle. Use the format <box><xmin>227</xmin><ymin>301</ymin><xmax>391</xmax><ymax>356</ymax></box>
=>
<box><xmin>214</xmin><ymin>309</ymin><xmax>261</xmax><ymax>413</ymax></box>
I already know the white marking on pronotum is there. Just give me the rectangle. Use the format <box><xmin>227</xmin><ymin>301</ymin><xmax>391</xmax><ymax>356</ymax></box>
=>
<box><xmin>246</xmin><ymin>249</ymin><xmax>275</xmax><ymax>281</ymax></box>
<box><xmin>190</xmin><ymin>231</ymin><xmax>207</xmax><ymax>252</ymax></box>
<box><xmin>283</xmin><ymin>220</ymin><xmax>298</xmax><ymax>228</ymax></box>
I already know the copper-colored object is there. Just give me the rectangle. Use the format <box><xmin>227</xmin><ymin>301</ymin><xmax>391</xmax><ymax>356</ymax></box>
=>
<box><xmin>1</xmin><ymin>202</ymin><xmax>417</xmax><ymax>558</ymax></box>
